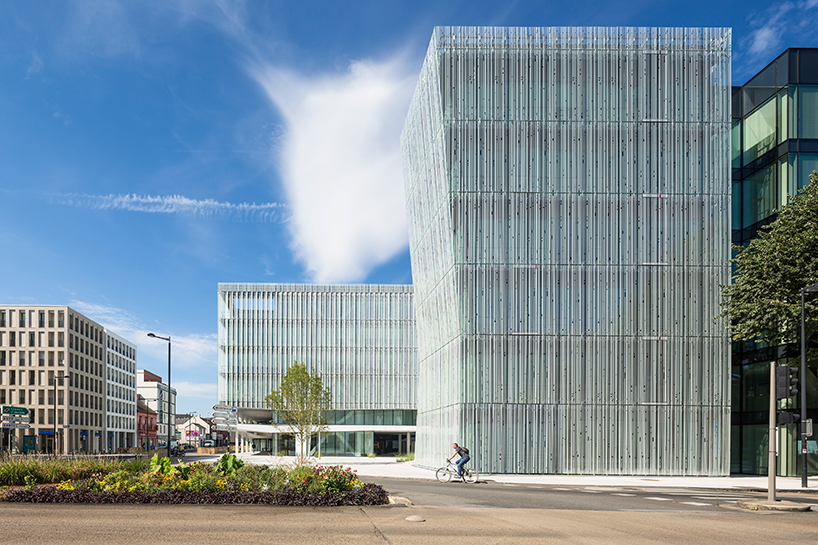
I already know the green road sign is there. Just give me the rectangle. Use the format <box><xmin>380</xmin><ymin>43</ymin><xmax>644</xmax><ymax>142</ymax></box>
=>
<box><xmin>1</xmin><ymin>406</ymin><xmax>29</xmax><ymax>416</ymax></box>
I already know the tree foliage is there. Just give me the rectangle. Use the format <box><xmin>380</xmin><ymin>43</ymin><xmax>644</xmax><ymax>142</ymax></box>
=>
<box><xmin>264</xmin><ymin>362</ymin><xmax>332</xmax><ymax>461</ymax></box>
<box><xmin>719</xmin><ymin>172</ymin><xmax>818</xmax><ymax>346</ymax></box>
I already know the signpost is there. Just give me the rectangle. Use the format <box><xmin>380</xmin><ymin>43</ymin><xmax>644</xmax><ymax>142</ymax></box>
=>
<box><xmin>2</xmin><ymin>406</ymin><xmax>29</xmax><ymax>416</ymax></box>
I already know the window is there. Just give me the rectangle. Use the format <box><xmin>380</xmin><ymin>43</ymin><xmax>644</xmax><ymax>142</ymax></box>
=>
<box><xmin>39</xmin><ymin>312</ymin><xmax>45</xmax><ymax>328</ymax></box>
<box><xmin>18</xmin><ymin>351</ymin><xmax>24</xmax><ymax>366</ymax></box>
<box><xmin>0</xmin><ymin>310</ymin><xmax>5</xmax><ymax>327</ymax></box>
<box><xmin>19</xmin><ymin>311</ymin><xmax>25</xmax><ymax>328</ymax></box>
<box><xmin>38</xmin><ymin>352</ymin><xmax>44</xmax><ymax>367</ymax></box>
<box><xmin>9</xmin><ymin>332</ymin><xmax>15</xmax><ymax>347</ymax></box>
<box><xmin>29</xmin><ymin>332</ymin><xmax>35</xmax><ymax>347</ymax></box>
<box><xmin>0</xmin><ymin>351</ymin><xmax>5</xmax><ymax>366</ymax></box>
<box><xmin>743</xmin><ymin>97</ymin><xmax>777</xmax><ymax>165</ymax></box>
<box><xmin>0</xmin><ymin>389</ymin><xmax>5</xmax><ymax>404</ymax></box>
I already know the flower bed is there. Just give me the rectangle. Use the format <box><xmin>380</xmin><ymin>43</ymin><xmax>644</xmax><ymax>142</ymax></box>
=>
<box><xmin>2</xmin><ymin>454</ymin><xmax>388</xmax><ymax>506</ymax></box>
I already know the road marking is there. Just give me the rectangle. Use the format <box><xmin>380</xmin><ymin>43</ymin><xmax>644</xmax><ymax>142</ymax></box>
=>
<box><xmin>553</xmin><ymin>488</ymin><xmax>573</xmax><ymax>491</ymax></box>
<box><xmin>581</xmin><ymin>490</ymin><xmax>601</xmax><ymax>493</ymax></box>
<box><xmin>680</xmin><ymin>502</ymin><xmax>711</xmax><ymax>507</ymax></box>
<box><xmin>611</xmin><ymin>493</ymin><xmax>636</xmax><ymax>497</ymax></box>
<box><xmin>645</xmin><ymin>497</ymin><xmax>673</xmax><ymax>501</ymax></box>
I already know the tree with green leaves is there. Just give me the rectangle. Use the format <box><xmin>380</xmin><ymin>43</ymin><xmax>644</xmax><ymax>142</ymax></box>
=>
<box><xmin>719</xmin><ymin>172</ymin><xmax>818</xmax><ymax>347</ymax></box>
<box><xmin>265</xmin><ymin>362</ymin><xmax>332</xmax><ymax>462</ymax></box>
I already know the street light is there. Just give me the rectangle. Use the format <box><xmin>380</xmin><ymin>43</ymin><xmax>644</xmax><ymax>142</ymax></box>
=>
<box><xmin>800</xmin><ymin>281</ymin><xmax>818</xmax><ymax>488</ymax></box>
<box><xmin>53</xmin><ymin>361</ymin><xmax>72</xmax><ymax>456</ymax></box>
<box><xmin>147</xmin><ymin>332</ymin><xmax>172</xmax><ymax>460</ymax></box>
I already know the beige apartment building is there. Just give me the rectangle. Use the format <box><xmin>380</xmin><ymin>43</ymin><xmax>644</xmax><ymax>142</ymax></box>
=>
<box><xmin>0</xmin><ymin>306</ymin><xmax>107</xmax><ymax>454</ymax></box>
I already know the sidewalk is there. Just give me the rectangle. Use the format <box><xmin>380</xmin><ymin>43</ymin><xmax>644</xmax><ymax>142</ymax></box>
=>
<box><xmin>235</xmin><ymin>452</ymin><xmax>817</xmax><ymax>492</ymax></box>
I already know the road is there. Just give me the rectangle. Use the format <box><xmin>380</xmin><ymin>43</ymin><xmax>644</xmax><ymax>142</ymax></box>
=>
<box><xmin>370</xmin><ymin>476</ymin><xmax>818</xmax><ymax>512</ymax></box>
<box><xmin>0</xmin><ymin>501</ymin><xmax>816</xmax><ymax>544</ymax></box>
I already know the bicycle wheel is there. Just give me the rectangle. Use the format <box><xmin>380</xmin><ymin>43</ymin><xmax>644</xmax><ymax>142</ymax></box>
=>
<box><xmin>463</xmin><ymin>468</ymin><xmax>478</xmax><ymax>484</ymax></box>
<box><xmin>435</xmin><ymin>467</ymin><xmax>452</xmax><ymax>483</ymax></box>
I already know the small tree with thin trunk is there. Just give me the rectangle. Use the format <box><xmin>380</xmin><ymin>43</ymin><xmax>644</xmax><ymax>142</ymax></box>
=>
<box><xmin>265</xmin><ymin>362</ymin><xmax>332</xmax><ymax>463</ymax></box>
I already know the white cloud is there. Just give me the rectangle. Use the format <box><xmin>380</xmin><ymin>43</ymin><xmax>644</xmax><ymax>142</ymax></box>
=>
<box><xmin>251</xmin><ymin>58</ymin><xmax>416</xmax><ymax>282</ymax></box>
<box><xmin>172</xmin><ymin>381</ymin><xmax>216</xmax><ymax>399</ymax></box>
<box><xmin>743</xmin><ymin>1</ymin><xmax>818</xmax><ymax>62</ymax></box>
<box><xmin>54</xmin><ymin>193</ymin><xmax>286</xmax><ymax>222</ymax></box>
<box><xmin>26</xmin><ymin>52</ymin><xmax>43</xmax><ymax>77</ymax></box>
<box><xmin>68</xmin><ymin>300</ymin><xmax>216</xmax><ymax>373</ymax></box>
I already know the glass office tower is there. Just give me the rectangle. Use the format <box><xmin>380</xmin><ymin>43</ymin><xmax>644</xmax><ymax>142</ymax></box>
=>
<box><xmin>730</xmin><ymin>49</ymin><xmax>818</xmax><ymax>476</ymax></box>
<box><xmin>402</xmin><ymin>27</ymin><xmax>732</xmax><ymax>474</ymax></box>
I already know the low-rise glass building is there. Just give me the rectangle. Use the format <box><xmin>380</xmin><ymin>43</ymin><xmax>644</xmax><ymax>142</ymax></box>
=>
<box><xmin>217</xmin><ymin>283</ymin><xmax>417</xmax><ymax>456</ymax></box>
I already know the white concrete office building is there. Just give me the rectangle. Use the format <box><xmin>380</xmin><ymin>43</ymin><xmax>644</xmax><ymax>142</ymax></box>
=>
<box><xmin>104</xmin><ymin>330</ymin><xmax>137</xmax><ymax>452</ymax></box>
<box><xmin>136</xmin><ymin>369</ymin><xmax>177</xmax><ymax>447</ymax></box>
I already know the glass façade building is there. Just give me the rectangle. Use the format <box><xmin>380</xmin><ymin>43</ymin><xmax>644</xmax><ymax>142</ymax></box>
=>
<box><xmin>401</xmin><ymin>27</ymin><xmax>733</xmax><ymax>475</ymax></box>
<box><xmin>217</xmin><ymin>283</ymin><xmax>417</xmax><ymax>456</ymax></box>
<box><xmin>730</xmin><ymin>49</ymin><xmax>818</xmax><ymax>476</ymax></box>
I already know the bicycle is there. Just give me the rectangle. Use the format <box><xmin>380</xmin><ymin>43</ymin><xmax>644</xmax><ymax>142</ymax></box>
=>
<box><xmin>436</xmin><ymin>460</ymin><xmax>478</xmax><ymax>483</ymax></box>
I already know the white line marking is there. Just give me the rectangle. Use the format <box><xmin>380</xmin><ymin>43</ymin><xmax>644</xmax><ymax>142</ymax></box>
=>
<box><xmin>645</xmin><ymin>497</ymin><xmax>673</xmax><ymax>501</ymax></box>
<box><xmin>553</xmin><ymin>488</ymin><xmax>573</xmax><ymax>491</ymax></box>
<box><xmin>611</xmin><ymin>493</ymin><xmax>636</xmax><ymax>497</ymax></box>
<box><xmin>681</xmin><ymin>502</ymin><xmax>712</xmax><ymax>507</ymax></box>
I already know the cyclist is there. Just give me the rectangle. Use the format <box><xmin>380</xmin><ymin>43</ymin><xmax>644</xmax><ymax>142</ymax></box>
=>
<box><xmin>447</xmin><ymin>443</ymin><xmax>470</xmax><ymax>481</ymax></box>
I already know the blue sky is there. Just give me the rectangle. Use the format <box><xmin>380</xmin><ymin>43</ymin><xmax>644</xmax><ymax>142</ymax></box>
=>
<box><xmin>2</xmin><ymin>0</ymin><xmax>817</xmax><ymax>416</ymax></box>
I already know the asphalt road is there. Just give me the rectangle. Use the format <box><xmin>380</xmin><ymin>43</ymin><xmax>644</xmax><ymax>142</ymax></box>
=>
<box><xmin>371</xmin><ymin>477</ymin><xmax>818</xmax><ymax>512</ymax></box>
<box><xmin>0</xmin><ymin>502</ymin><xmax>817</xmax><ymax>544</ymax></box>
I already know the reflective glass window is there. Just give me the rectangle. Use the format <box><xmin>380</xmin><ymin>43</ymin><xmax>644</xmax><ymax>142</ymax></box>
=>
<box><xmin>742</xmin><ymin>163</ymin><xmax>777</xmax><ymax>228</ymax></box>
<box><xmin>797</xmin><ymin>86</ymin><xmax>818</xmax><ymax>138</ymax></box>
<box><xmin>743</xmin><ymin>98</ymin><xmax>777</xmax><ymax>165</ymax></box>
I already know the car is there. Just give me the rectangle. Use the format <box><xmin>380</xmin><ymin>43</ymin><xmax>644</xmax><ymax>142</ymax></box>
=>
<box><xmin>203</xmin><ymin>440</ymin><xmax>215</xmax><ymax>447</ymax></box>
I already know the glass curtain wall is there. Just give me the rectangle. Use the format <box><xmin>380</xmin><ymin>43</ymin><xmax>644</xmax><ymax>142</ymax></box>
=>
<box><xmin>730</xmin><ymin>48</ymin><xmax>818</xmax><ymax>476</ymax></box>
<box><xmin>402</xmin><ymin>26</ymin><xmax>732</xmax><ymax>475</ymax></box>
<box><xmin>217</xmin><ymin>283</ymin><xmax>417</xmax><ymax>411</ymax></box>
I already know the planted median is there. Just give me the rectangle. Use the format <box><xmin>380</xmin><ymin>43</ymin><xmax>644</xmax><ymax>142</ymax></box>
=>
<box><xmin>1</xmin><ymin>453</ymin><xmax>388</xmax><ymax>506</ymax></box>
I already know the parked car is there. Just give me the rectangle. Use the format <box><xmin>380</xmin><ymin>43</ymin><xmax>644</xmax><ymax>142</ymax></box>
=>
<box><xmin>203</xmin><ymin>440</ymin><xmax>215</xmax><ymax>447</ymax></box>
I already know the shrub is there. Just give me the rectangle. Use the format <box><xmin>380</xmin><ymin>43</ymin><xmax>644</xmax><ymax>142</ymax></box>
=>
<box><xmin>316</xmin><ymin>465</ymin><xmax>362</xmax><ymax>493</ymax></box>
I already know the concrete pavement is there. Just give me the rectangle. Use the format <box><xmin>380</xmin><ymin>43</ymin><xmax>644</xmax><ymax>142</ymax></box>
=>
<box><xmin>234</xmin><ymin>452</ymin><xmax>818</xmax><ymax>492</ymax></box>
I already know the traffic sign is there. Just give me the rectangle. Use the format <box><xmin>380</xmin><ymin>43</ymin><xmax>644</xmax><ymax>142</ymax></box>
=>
<box><xmin>1</xmin><ymin>423</ymin><xmax>30</xmax><ymax>429</ymax></box>
<box><xmin>1</xmin><ymin>406</ymin><xmax>29</xmax><ymax>416</ymax></box>
<box><xmin>212</xmin><ymin>411</ymin><xmax>229</xmax><ymax>418</ymax></box>
<box><xmin>214</xmin><ymin>425</ymin><xmax>236</xmax><ymax>431</ymax></box>
<box><xmin>212</xmin><ymin>404</ymin><xmax>236</xmax><ymax>412</ymax></box>
<box><xmin>2</xmin><ymin>415</ymin><xmax>30</xmax><ymax>423</ymax></box>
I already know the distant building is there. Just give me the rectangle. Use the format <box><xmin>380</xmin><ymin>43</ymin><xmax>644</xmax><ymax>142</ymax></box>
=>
<box><xmin>0</xmin><ymin>306</ymin><xmax>110</xmax><ymax>453</ymax></box>
<box><xmin>104</xmin><ymin>330</ymin><xmax>137</xmax><ymax>452</ymax></box>
<box><xmin>175</xmin><ymin>413</ymin><xmax>209</xmax><ymax>446</ymax></box>
<box><xmin>137</xmin><ymin>395</ymin><xmax>157</xmax><ymax>450</ymax></box>
<box><xmin>136</xmin><ymin>370</ymin><xmax>177</xmax><ymax>447</ymax></box>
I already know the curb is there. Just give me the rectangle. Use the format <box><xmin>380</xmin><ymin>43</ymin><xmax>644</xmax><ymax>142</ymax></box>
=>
<box><xmin>736</xmin><ymin>500</ymin><xmax>812</xmax><ymax>512</ymax></box>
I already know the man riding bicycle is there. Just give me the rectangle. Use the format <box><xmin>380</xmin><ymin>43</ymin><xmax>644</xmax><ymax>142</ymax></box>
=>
<box><xmin>447</xmin><ymin>443</ymin><xmax>470</xmax><ymax>480</ymax></box>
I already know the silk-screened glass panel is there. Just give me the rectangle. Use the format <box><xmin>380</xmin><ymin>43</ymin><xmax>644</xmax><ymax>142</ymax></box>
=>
<box><xmin>217</xmin><ymin>283</ymin><xmax>417</xmax><ymax>411</ymax></box>
<box><xmin>402</xmin><ymin>26</ymin><xmax>732</xmax><ymax>475</ymax></box>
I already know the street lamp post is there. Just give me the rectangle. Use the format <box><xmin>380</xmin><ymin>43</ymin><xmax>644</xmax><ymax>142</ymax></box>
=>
<box><xmin>53</xmin><ymin>360</ymin><xmax>71</xmax><ymax>456</ymax></box>
<box><xmin>800</xmin><ymin>282</ymin><xmax>818</xmax><ymax>488</ymax></box>
<box><xmin>147</xmin><ymin>333</ymin><xmax>172</xmax><ymax>460</ymax></box>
